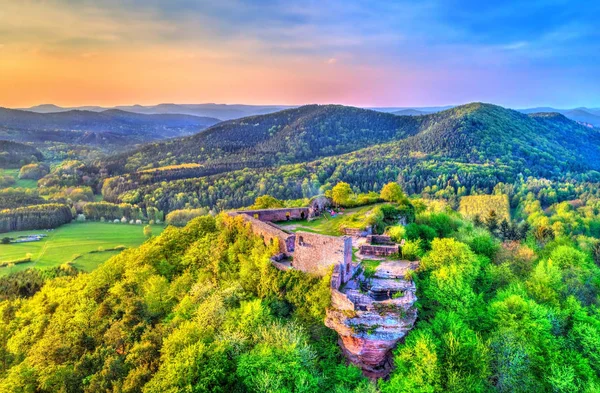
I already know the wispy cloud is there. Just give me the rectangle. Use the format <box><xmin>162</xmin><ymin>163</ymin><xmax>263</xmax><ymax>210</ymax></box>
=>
<box><xmin>0</xmin><ymin>0</ymin><xmax>598</xmax><ymax>107</ymax></box>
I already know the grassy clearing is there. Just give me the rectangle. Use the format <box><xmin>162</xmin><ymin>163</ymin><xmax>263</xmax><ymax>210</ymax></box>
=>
<box><xmin>0</xmin><ymin>222</ymin><xmax>165</xmax><ymax>275</ymax></box>
<box><xmin>279</xmin><ymin>204</ymin><xmax>378</xmax><ymax>236</ymax></box>
<box><xmin>361</xmin><ymin>259</ymin><xmax>381</xmax><ymax>277</ymax></box>
<box><xmin>0</xmin><ymin>169</ymin><xmax>38</xmax><ymax>189</ymax></box>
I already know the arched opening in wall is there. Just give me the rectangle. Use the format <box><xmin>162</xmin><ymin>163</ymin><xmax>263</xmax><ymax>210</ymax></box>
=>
<box><xmin>254</xmin><ymin>214</ymin><xmax>259</xmax><ymax>219</ymax></box>
<box><xmin>300</xmin><ymin>211</ymin><xmax>306</xmax><ymax>220</ymax></box>
<box><xmin>286</xmin><ymin>212</ymin><xmax>291</xmax><ymax>221</ymax></box>
<box><xmin>299</xmin><ymin>236</ymin><xmax>304</xmax><ymax>246</ymax></box>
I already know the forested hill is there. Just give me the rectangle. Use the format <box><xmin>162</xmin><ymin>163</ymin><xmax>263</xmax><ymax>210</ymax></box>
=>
<box><xmin>0</xmin><ymin>140</ymin><xmax>43</xmax><ymax>168</ymax></box>
<box><xmin>100</xmin><ymin>102</ymin><xmax>600</xmax><ymax>176</ymax></box>
<box><xmin>99</xmin><ymin>103</ymin><xmax>600</xmax><ymax>213</ymax></box>
<box><xmin>385</xmin><ymin>103</ymin><xmax>600</xmax><ymax>171</ymax></box>
<box><xmin>101</xmin><ymin>105</ymin><xmax>423</xmax><ymax>173</ymax></box>
<box><xmin>0</xmin><ymin>108</ymin><xmax>221</xmax><ymax>147</ymax></box>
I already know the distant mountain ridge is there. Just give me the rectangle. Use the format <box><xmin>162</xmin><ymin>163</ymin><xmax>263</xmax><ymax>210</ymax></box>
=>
<box><xmin>22</xmin><ymin>103</ymin><xmax>294</xmax><ymax>121</ymax></box>
<box><xmin>21</xmin><ymin>103</ymin><xmax>600</xmax><ymax>126</ymax></box>
<box><xmin>0</xmin><ymin>108</ymin><xmax>221</xmax><ymax>149</ymax></box>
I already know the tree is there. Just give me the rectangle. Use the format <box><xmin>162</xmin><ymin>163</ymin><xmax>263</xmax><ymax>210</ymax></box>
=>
<box><xmin>380</xmin><ymin>182</ymin><xmax>405</xmax><ymax>203</ymax></box>
<box><xmin>144</xmin><ymin>225</ymin><xmax>153</xmax><ymax>238</ymax></box>
<box><xmin>486</xmin><ymin>210</ymin><xmax>499</xmax><ymax>233</ymax></box>
<box><xmin>331</xmin><ymin>182</ymin><xmax>353</xmax><ymax>206</ymax></box>
<box><xmin>251</xmin><ymin>195</ymin><xmax>284</xmax><ymax>209</ymax></box>
<box><xmin>1</xmin><ymin>237</ymin><xmax>10</xmax><ymax>244</ymax></box>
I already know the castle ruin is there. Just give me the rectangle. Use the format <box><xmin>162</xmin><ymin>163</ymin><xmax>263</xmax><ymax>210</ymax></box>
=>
<box><xmin>228</xmin><ymin>201</ymin><xmax>418</xmax><ymax>379</ymax></box>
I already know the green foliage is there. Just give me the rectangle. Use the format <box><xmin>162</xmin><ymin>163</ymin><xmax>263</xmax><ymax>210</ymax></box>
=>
<box><xmin>332</xmin><ymin>182</ymin><xmax>354</xmax><ymax>206</ymax></box>
<box><xmin>0</xmin><ymin>204</ymin><xmax>72</xmax><ymax>233</ymax></box>
<box><xmin>249</xmin><ymin>195</ymin><xmax>285</xmax><ymax>209</ymax></box>
<box><xmin>18</xmin><ymin>163</ymin><xmax>49</xmax><ymax>180</ymax></box>
<box><xmin>387</xmin><ymin>225</ymin><xmax>406</xmax><ymax>242</ymax></box>
<box><xmin>0</xmin><ymin>213</ymin><xmax>368</xmax><ymax>392</ymax></box>
<box><xmin>0</xmin><ymin>188</ymin><xmax>46</xmax><ymax>209</ymax></box>
<box><xmin>0</xmin><ymin>141</ymin><xmax>43</xmax><ymax>168</ymax></box>
<box><xmin>402</xmin><ymin>239</ymin><xmax>423</xmax><ymax>261</ymax></box>
<box><xmin>166</xmin><ymin>208</ymin><xmax>210</xmax><ymax>227</ymax></box>
<box><xmin>381</xmin><ymin>182</ymin><xmax>405</xmax><ymax>203</ymax></box>
<box><xmin>460</xmin><ymin>194</ymin><xmax>510</xmax><ymax>221</ymax></box>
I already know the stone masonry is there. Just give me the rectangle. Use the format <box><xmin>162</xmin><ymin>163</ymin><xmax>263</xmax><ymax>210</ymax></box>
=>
<box><xmin>293</xmin><ymin>231</ymin><xmax>353</xmax><ymax>281</ymax></box>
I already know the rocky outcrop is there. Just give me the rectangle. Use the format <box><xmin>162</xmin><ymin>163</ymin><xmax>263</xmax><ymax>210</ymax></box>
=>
<box><xmin>325</xmin><ymin>260</ymin><xmax>418</xmax><ymax>379</ymax></box>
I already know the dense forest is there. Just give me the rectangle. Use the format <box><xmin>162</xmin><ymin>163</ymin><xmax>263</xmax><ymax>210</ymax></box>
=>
<box><xmin>0</xmin><ymin>204</ymin><xmax>73</xmax><ymax>233</ymax></box>
<box><xmin>2</xmin><ymin>193</ymin><xmax>600</xmax><ymax>391</ymax></box>
<box><xmin>0</xmin><ymin>141</ymin><xmax>43</xmax><ymax>168</ymax></box>
<box><xmin>2</xmin><ymin>103</ymin><xmax>600</xmax><ymax>391</ymax></box>
<box><xmin>96</xmin><ymin>104</ymin><xmax>600</xmax><ymax>214</ymax></box>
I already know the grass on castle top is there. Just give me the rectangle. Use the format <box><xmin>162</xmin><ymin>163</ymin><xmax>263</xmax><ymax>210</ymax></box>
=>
<box><xmin>0</xmin><ymin>221</ymin><xmax>165</xmax><ymax>276</ymax></box>
<box><xmin>278</xmin><ymin>204</ymin><xmax>379</xmax><ymax>236</ymax></box>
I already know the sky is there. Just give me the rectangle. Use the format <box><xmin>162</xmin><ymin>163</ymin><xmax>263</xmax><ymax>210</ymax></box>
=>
<box><xmin>0</xmin><ymin>0</ymin><xmax>599</xmax><ymax>108</ymax></box>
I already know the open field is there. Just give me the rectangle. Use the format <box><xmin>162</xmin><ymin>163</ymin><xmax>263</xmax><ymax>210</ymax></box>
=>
<box><xmin>0</xmin><ymin>222</ymin><xmax>165</xmax><ymax>275</ymax></box>
<box><xmin>278</xmin><ymin>204</ymin><xmax>379</xmax><ymax>236</ymax></box>
<box><xmin>0</xmin><ymin>168</ymin><xmax>38</xmax><ymax>189</ymax></box>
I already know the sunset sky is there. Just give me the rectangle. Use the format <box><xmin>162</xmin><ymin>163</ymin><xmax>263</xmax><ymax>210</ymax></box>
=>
<box><xmin>1</xmin><ymin>0</ymin><xmax>599</xmax><ymax>108</ymax></box>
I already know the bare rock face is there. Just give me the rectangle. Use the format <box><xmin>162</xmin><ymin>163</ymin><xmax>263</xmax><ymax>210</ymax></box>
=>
<box><xmin>325</xmin><ymin>260</ymin><xmax>418</xmax><ymax>379</ymax></box>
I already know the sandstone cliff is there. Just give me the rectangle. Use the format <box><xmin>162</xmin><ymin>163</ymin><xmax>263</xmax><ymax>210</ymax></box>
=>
<box><xmin>325</xmin><ymin>260</ymin><xmax>418</xmax><ymax>379</ymax></box>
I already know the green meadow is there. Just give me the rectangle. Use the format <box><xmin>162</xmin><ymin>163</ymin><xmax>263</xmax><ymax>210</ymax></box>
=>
<box><xmin>278</xmin><ymin>204</ymin><xmax>379</xmax><ymax>236</ymax></box>
<box><xmin>0</xmin><ymin>168</ymin><xmax>38</xmax><ymax>189</ymax></box>
<box><xmin>0</xmin><ymin>222</ymin><xmax>165</xmax><ymax>275</ymax></box>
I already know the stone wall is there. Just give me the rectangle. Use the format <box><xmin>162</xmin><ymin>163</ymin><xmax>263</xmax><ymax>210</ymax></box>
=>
<box><xmin>359</xmin><ymin>244</ymin><xmax>399</xmax><ymax>256</ymax></box>
<box><xmin>293</xmin><ymin>231</ymin><xmax>353</xmax><ymax>282</ymax></box>
<box><xmin>366</xmin><ymin>235</ymin><xmax>394</xmax><ymax>245</ymax></box>
<box><xmin>342</xmin><ymin>226</ymin><xmax>372</xmax><ymax>237</ymax></box>
<box><xmin>230</xmin><ymin>212</ymin><xmax>295</xmax><ymax>254</ymax></box>
<box><xmin>241</xmin><ymin>207</ymin><xmax>310</xmax><ymax>222</ymax></box>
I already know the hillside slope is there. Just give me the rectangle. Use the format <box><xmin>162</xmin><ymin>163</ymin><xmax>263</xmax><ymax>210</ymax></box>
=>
<box><xmin>101</xmin><ymin>103</ymin><xmax>600</xmax><ymax>212</ymax></box>
<box><xmin>102</xmin><ymin>105</ymin><xmax>422</xmax><ymax>173</ymax></box>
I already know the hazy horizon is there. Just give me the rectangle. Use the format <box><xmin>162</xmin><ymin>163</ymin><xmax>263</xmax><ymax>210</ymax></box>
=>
<box><xmin>9</xmin><ymin>102</ymin><xmax>600</xmax><ymax>112</ymax></box>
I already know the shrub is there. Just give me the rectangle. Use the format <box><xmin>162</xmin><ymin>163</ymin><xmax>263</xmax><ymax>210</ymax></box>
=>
<box><xmin>388</xmin><ymin>226</ymin><xmax>406</xmax><ymax>242</ymax></box>
<box><xmin>0</xmin><ymin>175</ymin><xmax>15</xmax><ymax>188</ymax></box>
<box><xmin>402</xmin><ymin>239</ymin><xmax>423</xmax><ymax>261</ymax></box>
<box><xmin>166</xmin><ymin>208</ymin><xmax>210</xmax><ymax>227</ymax></box>
<box><xmin>18</xmin><ymin>163</ymin><xmax>49</xmax><ymax>180</ymax></box>
<box><xmin>405</xmin><ymin>223</ymin><xmax>436</xmax><ymax>245</ymax></box>
<box><xmin>469</xmin><ymin>234</ymin><xmax>499</xmax><ymax>259</ymax></box>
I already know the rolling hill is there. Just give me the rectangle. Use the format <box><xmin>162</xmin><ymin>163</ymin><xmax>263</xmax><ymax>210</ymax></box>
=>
<box><xmin>518</xmin><ymin>107</ymin><xmax>600</xmax><ymax>127</ymax></box>
<box><xmin>0</xmin><ymin>108</ymin><xmax>221</xmax><ymax>148</ymax></box>
<box><xmin>392</xmin><ymin>109</ymin><xmax>426</xmax><ymax>116</ymax></box>
<box><xmin>100</xmin><ymin>105</ymin><xmax>423</xmax><ymax>173</ymax></box>
<box><xmin>98</xmin><ymin>103</ymin><xmax>600</xmax><ymax>212</ymax></box>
